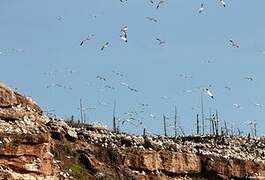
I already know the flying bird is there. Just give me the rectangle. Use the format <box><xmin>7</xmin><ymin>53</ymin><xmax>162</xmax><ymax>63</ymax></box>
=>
<box><xmin>120</xmin><ymin>33</ymin><xmax>128</xmax><ymax>43</ymax></box>
<box><xmin>128</xmin><ymin>86</ymin><xmax>137</xmax><ymax>92</ymax></box>
<box><xmin>121</xmin><ymin>26</ymin><xmax>128</xmax><ymax>34</ymax></box>
<box><xmin>224</xmin><ymin>86</ymin><xmax>232</xmax><ymax>91</ymax></box>
<box><xmin>150</xmin><ymin>114</ymin><xmax>156</xmax><ymax>119</ymax></box>
<box><xmin>121</xmin><ymin>82</ymin><xmax>129</xmax><ymax>87</ymax></box>
<box><xmin>104</xmin><ymin>85</ymin><xmax>115</xmax><ymax>90</ymax></box>
<box><xmin>243</xmin><ymin>77</ymin><xmax>254</xmax><ymax>81</ymax></box>
<box><xmin>146</xmin><ymin>17</ymin><xmax>158</xmax><ymax>23</ymax></box>
<box><xmin>229</xmin><ymin>39</ymin><xmax>239</xmax><ymax>48</ymax></box>
<box><xmin>156</xmin><ymin>38</ymin><xmax>166</xmax><ymax>45</ymax></box>
<box><xmin>120</xmin><ymin>26</ymin><xmax>128</xmax><ymax>43</ymax></box>
<box><xmin>156</xmin><ymin>0</ymin><xmax>165</xmax><ymax>9</ymax></box>
<box><xmin>254</xmin><ymin>103</ymin><xmax>264</xmax><ymax>108</ymax></box>
<box><xmin>198</xmin><ymin>3</ymin><xmax>204</xmax><ymax>13</ymax></box>
<box><xmin>205</xmin><ymin>88</ymin><xmax>214</xmax><ymax>99</ymax></box>
<box><xmin>96</xmin><ymin>76</ymin><xmax>107</xmax><ymax>81</ymax></box>
<box><xmin>219</xmin><ymin>0</ymin><xmax>226</xmax><ymax>7</ymax></box>
<box><xmin>112</xmin><ymin>70</ymin><xmax>123</xmax><ymax>77</ymax></box>
<box><xmin>57</xmin><ymin>16</ymin><xmax>63</xmax><ymax>21</ymax></box>
<box><xmin>80</xmin><ymin>34</ymin><xmax>95</xmax><ymax>46</ymax></box>
<box><xmin>233</xmin><ymin>103</ymin><xmax>241</xmax><ymax>109</ymax></box>
<box><xmin>101</xmin><ymin>42</ymin><xmax>109</xmax><ymax>51</ymax></box>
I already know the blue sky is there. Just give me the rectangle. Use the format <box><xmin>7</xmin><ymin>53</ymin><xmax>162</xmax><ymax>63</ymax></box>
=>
<box><xmin>1</xmin><ymin>0</ymin><xmax>265</xmax><ymax>135</ymax></box>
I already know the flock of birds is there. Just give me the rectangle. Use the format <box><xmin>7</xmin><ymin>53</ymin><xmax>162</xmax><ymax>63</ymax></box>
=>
<box><xmin>8</xmin><ymin>0</ymin><xmax>262</xmax><ymax>136</ymax></box>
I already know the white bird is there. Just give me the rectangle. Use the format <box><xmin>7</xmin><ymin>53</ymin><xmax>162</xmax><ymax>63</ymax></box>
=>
<box><xmin>150</xmin><ymin>114</ymin><xmax>156</xmax><ymax>119</ymax></box>
<box><xmin>198</xmin><ymin>3</ymin><xmax>204</xmax><ymax>13</ymax></box>
<box><xmin>205</xmin><ymin>60</ymin><xmax>215</xmax><ymax>64</ymax></box>
<box><xmin>205</xmin><ymin>88</ymin><xmax>214</xmax><ymax>99</ymax></box>
<box><xmin>80</xmin><ymin>34</ymin><xmax>95</xmax><ymax>46</ymax></box>
<box><xmin>219</xmin><ymin>0</ymin><xmax>226</xmax><ymax>7</ymax></box>
<box><xmin>254</xmin><ymin>103</ymin><xmax>263</xmax><ymax>108</ymax></box>
<box><xmin>156</xmin><ymin>38</ymin><xmax>166</xmax><ymax>45</ymax></box>
<box><xmin>121</xmin><ymin>26</ymin><xmax>128</xmax><ymax>34</ymax></box>
<box><xmin>120</xmin><ymin>33</ymin><xmax>128</xmax><ymax>43</ymax></box>
<box><xmin>112</xmin><ymin>70</ymin><xmax>123</xmax><ymax>77</ymax></box>
<box><xmin>224</xmin><ymin>86</ymin><xmax>232</xmax><ymax>91</ymax></box>
<box><xmin>156</xmin><ymin>0</ymin><xmax>165</xmax><ymax>9</ymax></box>
<box><xmin>96</xmin><ymin>76</ymin><xmax>107</xmax><ymax>81</ymax></box>
<box><xmin>146</xmin><ymin>17</ymin><xmax>158</xmax><ymax>23</ymax></box>
<box><xmin>120</xmin><ymin>26</ymin><xmax>128</xmax><ymax>43</ymax></box>
<box><xmin>160</xmin><ymin>95</ymin><xmax>169</xmax><ymax>100</ymax></box>
<box><xmin>233</xmin><ymin>103</ymin><xmax>241</xmax><ymax>109</ymax></box>
<box><xmin>101</xmin><ymin>42</ymin><xmax>109</xmax><ymax>51</ymax></box>
<box><xmin>243</xmin><ymin>77</ymin><xmax>254</xmax><ymax>81</ymax></box>
<box><xmin>57</xmin><ymin>16</ymin><xmax>63</xmax><ymax>21</ymax></box>
<box><xmin>229</xmin><ymin>39</ymin><xmax>239</xmax><ymax>48</ymax></box>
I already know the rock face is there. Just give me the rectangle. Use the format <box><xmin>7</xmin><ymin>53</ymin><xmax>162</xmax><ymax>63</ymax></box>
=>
<box><xmin>123</xmin><ymin>150</ymin><xmax>200</xmax><ymax>174</ymax></box>
<box><xmin>0</xmin><ymin>82</ymin><xmax>265</xmax><ymax>180</ymax></box>
<box><xmin>0</xmin><ymin>83</ymin><xmax>56</xmax><ymax>179</ymax></box>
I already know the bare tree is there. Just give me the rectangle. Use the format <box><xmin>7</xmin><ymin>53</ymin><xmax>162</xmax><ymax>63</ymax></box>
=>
<box><xmin>163</xmin><ymin>114</ymin><xmax>167</xmax><ymax>137</ymax></box>
<box><xmin>79</xmin><ymin>98</ymin><xmax>83</xmax><ymax>124</ymax></box>
<box><xmin>201</xmin><ymin>92</ymin><xmax>205</xmax><ymax>135</ymax></box>
<box><xmin>174</xmin><ymin>106</ymin><xmax>178</xmax><ymax>137</ymax></box>
<box><xmin>196</xmin><ymin>114</ymin><xmax>200</xmax><ymax>135</ymax></box>
<box><xmin>113</xmin><ymin>99</ymin><xmax>117</xmax><ymax>133</ymax></box>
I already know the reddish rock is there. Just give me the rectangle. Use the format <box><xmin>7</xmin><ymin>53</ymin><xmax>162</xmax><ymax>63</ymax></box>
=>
<box><xmin>160</xmin><ymin>151</ymin><xmax>201</xmax><ymax>174</ymax></box>
<box><xmin>202</xmin><ymin>156</ymin><xmax>265</xmax><ymax>179</ymax></box>
<box><xmin>0</xmin><ymin>82</ymin><xmax>42</xmax><ymax>114</ymax></box>
<box><xmin>124</xmin><ymin>149</ymin><xmax>162</xmax><ymax>171</ymax></box>
<box><xmin>0</xmin><ymin>83</ymin><xmax>17</xmax><ymax>107</ymax></box>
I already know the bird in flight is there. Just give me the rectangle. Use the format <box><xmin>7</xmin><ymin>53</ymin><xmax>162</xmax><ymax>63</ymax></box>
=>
<box><xmin>146</xmin><ymin>17</ymin><xmax>158</xmax><ymax>23</ymax></box>
<box><xmin>156</xmin><ymin>38</ymin><xmax>166</xmax><ymax>45</ymax></box>
<box><xmin>224</xmin><ymin>86</ymin><xmax>232</xmax><ymax>91</ymax></box>
<box><xmin>80</xmin><ymin>34</ymin><xmax>95</xmax><ymax>46</ymax></box>
<box><xmin>254</xmin><ymin>103</ymin><xmax>264</xmax><ymax>108</ymax></box>
<box><xmin>229</xmin><ymin>39</ymin><xmax>239</xmax><ymax>48</ymax></box>
<box><xmin>156</xmin><ymin>0</ymin><xmax>165</xmax><ymax>9</ymax></box>
<box><xmin>121</xmin><ymin>26</ymin><xmax>128</xmax><ymax>34</ymax></box>
<box><xmin>120</xmin><ymin>33</ymin><xmax>128</xmax><ymax>43</ymax></box>
<box><xmin>101</xmin><ymin>42</ymin><xmax>109</xmax><ymax>51</ymax></box>
<box><xmin>205</xmin><ymin>88</ymin><xmax>214</xmax><ymax>99</ymax></box>
<box><xmin>57</xmin><ymin>16</ymin><xmax>63</xmax><ymax>21</ymax></box>
<box><xmin>219</xmin><ymin>0</ymin><xmax>226</xmax><ymax>7</ymax></box>
<box><xmin>243</xmin><ymin>77</ymin><xmax>254</xmax><ymax>81</ymax></box>
<box><xmin>96</xmin><ymin>76</ymin><xmax>107</xmax><ymax>81</ymax></box>
<box><xmin>198</xmin><ymin>3</ymin><xmax>204</xmax><ymax>13</ymax></box>
<box><xmin>120</xmin><ymin>26</ymin><xmax>128</xmax><ymax>43</ymax></box>
<box><xmin>233</xmin><ymin>103</ymin><xmax>241</xmax><ymax>109</ymax></box>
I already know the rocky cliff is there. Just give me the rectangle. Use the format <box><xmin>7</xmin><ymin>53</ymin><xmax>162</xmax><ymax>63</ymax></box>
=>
<box><xmin>0</xmin><ymin>82</ymin><xmax>264</xmax><ymax>180</ymax></box>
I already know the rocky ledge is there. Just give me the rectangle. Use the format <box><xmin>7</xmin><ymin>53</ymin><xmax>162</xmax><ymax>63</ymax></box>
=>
<box><xmin>0</xmin><ymin>82</ymin><xmax>264</xmax><ymax>180</ymax></box>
